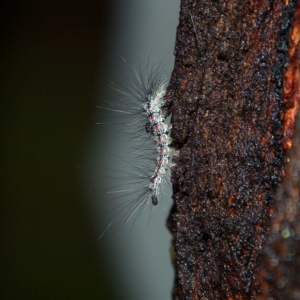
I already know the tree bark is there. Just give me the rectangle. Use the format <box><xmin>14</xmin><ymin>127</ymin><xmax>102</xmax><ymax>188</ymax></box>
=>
<box><xmin>166</xmin><ymin>1</ymin><xmax>300</xmax><ymax>299</ymax></box>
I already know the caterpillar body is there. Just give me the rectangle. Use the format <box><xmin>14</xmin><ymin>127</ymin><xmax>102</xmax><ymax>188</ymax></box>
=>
<box><xmin>96</xmin><ymin>61</ymin><xmax>175</xmax><ymax>236</ymax></box>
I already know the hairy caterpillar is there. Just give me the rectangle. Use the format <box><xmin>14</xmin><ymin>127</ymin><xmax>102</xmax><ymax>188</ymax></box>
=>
<box><xmin>96</xmin><ymin>59</ymin><xmax>175</xmax><ymax>237</ymax></box>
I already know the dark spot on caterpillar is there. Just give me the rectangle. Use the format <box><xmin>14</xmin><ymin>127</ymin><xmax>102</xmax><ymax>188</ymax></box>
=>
<box><xmin>152</xmin><ymin>195</ymin><xmax>158</xmax><ymax>205</ymax></box>
<box><xmin>145</xmin><ymin>121</ymin><xmax>155</xmax><ymax>135</ymax></box>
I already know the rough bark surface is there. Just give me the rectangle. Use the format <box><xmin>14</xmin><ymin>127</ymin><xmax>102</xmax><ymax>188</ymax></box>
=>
<box><xmin>257</xmin><ymin>5</ymin><xmax>300</xmax><ymax>300</ymax></box>
<box><xmin>166</xmin><ymin>1</ymin><xmax>300</xmax><ymax>299</ymax></box>
<box><xmin>257</xmin><ymin>117</ymin><xmax>300</xmax><ymax>300</ymax></box>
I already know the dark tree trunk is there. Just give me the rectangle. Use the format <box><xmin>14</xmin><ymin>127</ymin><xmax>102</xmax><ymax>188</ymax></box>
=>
<box><xmin>166</xmin><ymin>1</ymin><xmax>300</xmax><ymax>299</ymax></box>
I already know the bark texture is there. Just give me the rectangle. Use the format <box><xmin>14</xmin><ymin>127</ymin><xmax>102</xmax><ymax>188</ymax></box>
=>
<box><xmin>166</xmin><ymin>1</ymin><xmax>300</xmax><ymax>299</ymax></box>
<box><xmin>258</xmin><ymin>117</ymin><xmax>300</xmax><ymax>300</ymax></box>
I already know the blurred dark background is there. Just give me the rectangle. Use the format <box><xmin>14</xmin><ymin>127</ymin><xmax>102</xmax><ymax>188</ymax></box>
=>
<box><xmin>0</xmin><ymin>1</ymin><xmax>179</xmax><ymax>299</ymax></box>
<box><xmin>1</xmin><ymin>1</ymin><xmax>113</xmax><ymax>299</ymax></box>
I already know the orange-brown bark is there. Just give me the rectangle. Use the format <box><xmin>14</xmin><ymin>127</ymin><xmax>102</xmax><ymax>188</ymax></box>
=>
<box><xmin>257</xmin><ymin>6</ymin><xmax>300</xmax><ymax>299</ymax></box>
<box><xmin>167</xmin><ymin>1</ymin><xmax>300</xmax><ymax>299</ymax></box>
